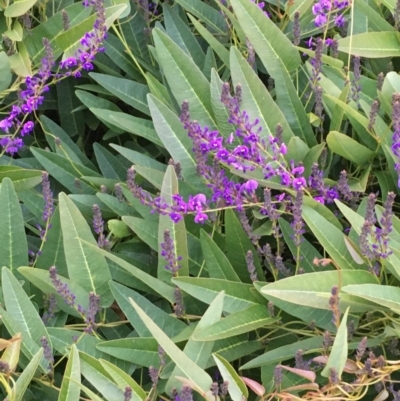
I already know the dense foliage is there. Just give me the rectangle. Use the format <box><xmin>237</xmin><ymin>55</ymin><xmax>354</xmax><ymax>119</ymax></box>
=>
<box><xmin>1</xmin><ymin>0</ymin><xmax>400</xmax><ymax>400</ymax></box>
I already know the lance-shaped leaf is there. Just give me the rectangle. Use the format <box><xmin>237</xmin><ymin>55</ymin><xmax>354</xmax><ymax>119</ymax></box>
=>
<box><xmin>172</xmin><ymin>277</ymin><xmax>264</xmax><ymax>313</ymax></box>
<box><xmin>100</xmin><ymin>359</ymin><xmax>146</xmax><ymax>401</ymax></box>
<box><xmin>158</xmin><ymin>166</ymin><xmax>189</xmax><ymax>281</ymax></box>
<box><xmin>321</xmin><ymin>308</ymin><xmax>350</xmax><ymax>379</ymax></box>
<box><xmin>230</xmin><ymin>47</ymin><xmax>294</xmax><ymax>144</ymax></box>
<box><xmin>200</xmin><ymin>229</ymin><xmax>240</xmax><ymax>282</ymax></box>
<box><xmin>58</xmin><ymin>345</ymin><xmax>80</xmax><ymax>401</ymax></box>
<box><xmin>0</xmin><ymin>178</ymin><xmax>28</xmax><ymax>273</ymax></box>
<box><xmin>166</xmin><ymin>291</ymin><xmax>225</xmax><ymax>393</ymax></box>
<box><xmin>302</xmin><ymin>205</ymin><xmax>366</xmax><ymax>270</ymax></box>
<box><xmin>2</xmin><ymin>267</ymin><xmax>51</xmax><ymax>353</ymax></box>
<box><xmin>194</xmin><ymin>304</ymin><xmax>278</xmax><ymax>341</ymax></box>
<box><xmin>152</xmin><ymin>28</ymin><xmax>215</xmax><ymax>128</ymax></box>
<box><xmin>59</xmin><ymin>193</ymin><xmax>113</xmax><ymax>307</ymax></box>
<box><xmin>213</xmin><ymin>354</ymin><xmax>248</xmax><ymax>401</ymax></box>
<box><xmin>129</xmin><ymin>297</ymin><xmax>213</xmax><ymax>394</ymax></box>
<box><xmin>12</xmin><ymin>348</ymin><xmax>43</xmax><ymax>401</ymax></box>
<box><xmin>148</xmin><ymin>94</ymin><xmax>203</xmax><ymax>188</ymax></box>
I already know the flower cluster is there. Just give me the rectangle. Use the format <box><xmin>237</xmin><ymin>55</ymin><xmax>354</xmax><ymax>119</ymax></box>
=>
<box><xmin>312</xmin><ymin>0</ymin><xmax>349</xmax><ymax>27</ymax></box>
<box><xmin>0</xmin><ymin>0</ymin><xmax>108</xmax><ymax>155</ymax></box>
<box><xmin>359</xmin><ymin>192</ymin><xmax>395</xmax><ymax>263</ymax></box>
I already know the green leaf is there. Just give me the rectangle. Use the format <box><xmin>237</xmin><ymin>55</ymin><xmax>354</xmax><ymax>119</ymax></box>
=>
<box><xmin>321</xmin><ymin>308</ymin><xmax>349</xmax><ymax>379</ymax></box>
<box><xmin>147</xmin><ymin>94</ymin><xmax>203</xmax><ymax>188</ymax></box>
<box><xmin>96</xmin><ymin>338</ymin><xmax>159</xmax><ymax>366</ymax></box>
<box><xmin>280</xmin><ymin>219</ymin><xmax>323</xmax><ymax>273</ymax></box>
<box><xmin>152</xmin><ymin>28</ymin><xmax>215</xmax><ymax>127</ymax></box>
<box><xmin>174</xmin><ymin>0</ymin><xmax>227</xmax><ymax>35</ymax></box>
<box><xmin>18</xmin><ymin>266</ymin><xmax>90</xmax><ymax>319</ymax></box>
<box><xmin>338</xmin><ymin>32</ymin><xmax>400</xmax><ymax>57</ymax></box>
<box><xmin>241</xmin><ymin>336</ymin><xmax>324</xmax><ymax>369</ymax></box>
<box><xmin>93</xmin><ymin>108</ymin><xmax>163</xmax><ymax>146</ymax></box>
<box><xmin>34</xmin><ymin>206</ymin><xmax>68</xmax><ymax>276</ymax></box>
<box><xmin>4</xmin><ymin>0</ymin><xmax>38</xmax><ymax>17</ymax></box>
<box><xmin>12</xmin><ymin>348</ymin><xmax>43</xmax><ymax>401</ymax></box>
<box><xmin>93</xmin><ymin>143</ymin><xmax>127</xmax><ymax>180</ymax></box>
<box><xmin>188</xmin><ymin>14</ymin><xmax>230</xmax><ymax>66</ymax></box>
<box><xmin>327</xmin><ymin>131</ymin><xmax>375</xmax><ymax>165</ymax></box>
<box><xmin>110</xmin><ymin>144</ymin><xmax>166</xmax><ymax>172</ymax></box>
<box><xmin>0</xmin><ymin>178</ymin><xmax>28</xmax><ymax>272</ymax></box>
<box><xmin>163</xmin><ymin>4</ymin><xmax>206</xmax><ymax>68</ymax></box>
<box><xmin>123</xmin><ymin>215</ymin><xmax>158</xmax><ymax>249</ymax></box>
<box><xmin>59</xmin><ymin>193</ymin><xmax>113</xmax><ymax>307</ymax></box>
<box><xmin>230</xmin><ymin>0</ymin><xmax>300</xmax><ymax>73</ymax></box>
<box><xmin>195</xmin><ymin>304</ymin><xmax>278</xmax><ymax>341</ymax></box>
<box><xmin>99</xmin><ymin>359</ymin><xmax>146</xmax><ymax>401</ymax></box>
<box><xmin>79</xmin><ymin>352</ymin><xmax>125</xmax><ymax>401</ymax></box>
<box><xmin>172</xmin><ymin>277</ymin><xmax>264</xmax><ymax>313</ymax></box>
<box><xmin>58</xmin><ymin>345</ymin><xmax>81</xmax><ymax>401</ymax></box>
<box><xmin>41</xmin><ymin>116</ymin><xmax>96</xmax><ymax>171</ymax></box>
<box><xmin>259</xmin><ymin>270</ymin><xmax>379</xmax><ymax>313</ymax></box>
<box><xmin>210</xmin><ymin>69</ymin><xmax>233</xmax><ymax>138</ymax></box>
<box><xmin>0</xmin><ymin>52</ymin><xmax>12</xmax><ymax>91</ymax></box>
<box><xmin>31</xmin><ymin>148</ymin><xmax>98</xmax><ymax>194</ymax></box>
<box><xmin>2</xmin><ymin>267</ymin><xmax>50</xmax><ymax>349</ymax></box>
<box><xmin>225</xmin><ymin>209</ymin><xmax>263</xmax><ymax>282</ymax></box>
<box><xmin>128</xmin><ymin>297</ymin><xmax>213</xmax><ymax>394</ymax></box>
<box><xmin>230</xmin><ymin>47</ymin><xmax>294</xmax><ymax>144</ymax></box>
<box><xmin>0</xmin><ymin>166</ymin><xmax>41</xmax><ymax>192</ymax></box>
<box><xmin>158</xmin><ymin>166</ymin><xmax>189</xmax><ymax>281</ymax></box>
<box><xmin>166</xmin><ymin>291</ymin><xmax>224</xmax><ymax>393</ymax></box>
<box><xmin>302</xmin><ymin>205</ymin><xmax>366</xmax><ymax>270</ymax></box>
<box><xmin>342</xmin><ymin>284</ymin><xmax>400</xmax><ymax>314</ymax></box>
<box><xmin>89</xmin><ymin>73</ymin><xmax>150</xmax><ymax>115</ymax></box>
<box><xmin>80</xmin><ymin>239</ymin><xmax>175</xmax><ymax>302</ymax></box>
<box><xmin>200</xmin><ymin>229</ymin><xmax>241</xmax><ymax>282</ymax></box>
<box><xmin>213</xmin><ymin>354</ymin><xmax>248</xmax><ymax>401</ymax></box>
<box><xmin>110</xmin><ymin>281</ymin><xmax>184</xmax><ymax>337</ymax></box>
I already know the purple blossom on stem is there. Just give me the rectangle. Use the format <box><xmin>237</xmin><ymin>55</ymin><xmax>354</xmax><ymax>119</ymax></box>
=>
<box><xmin>42</xmin><ymin>171</ymin><xmax>54</xmax><ymax>221</ymax></box>
<box><xmin>92</xmin><ymin>204</ymin><xmax>108</xmax><ymax>248</ymax></box>
<box><xmin>392</xmin><ymin>93</ymin><xmax>400</xmax><ymax>187</ymax></box>
<box><xmin>351</xmin><ymin>56</ymin><xmax>362</xmax><ymax>108</ymax></box>
<box><xmin>291</xmin><ymin>190</ymin><xmax>305</xmax><ymax>247</ymax></box>
<box><xmin>161</xmin><ymin>230</ymin><xmax>182</xmax><ymax>275</ymax></box>
<box><xmin>246</xmin><ymin>250</ymin><xmax>258</xmax><ymax>281</ymax></box>
<box><xmin>293</xmin><ymin>11</ymin><xmax>301</xmax><ymax>46</ymax></box>
<box><xmin>41</xmin><ymin>336</ymin><xmax>54</xmax><ymax>371</ymax></box>
<box><xmin>173</xmin><ymin>287</ymin><xmax>185</xmax><ymax>318</ymax></box>
<box><xmin>84</xmin><ymin>292</ymin><xmax>100</xmax><ymax>334</ymax></box>
<box><xmin>49</xmin><ymin>266</ymin><xmax>76</xmax><ymax>307</ymax></box>
<box><xmin>42</xmin><ymin>293</ymin><xmax>57</xmax><ymax>324</ymax></box>
<box><xmin>124</xmin><ymin>386</ymin><xmax>132</xmax><ymax>401</ymax></box>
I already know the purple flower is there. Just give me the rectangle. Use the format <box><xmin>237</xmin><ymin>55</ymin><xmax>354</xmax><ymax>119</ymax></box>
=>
<box><xmin>49</xmin><ymin>266</ymin><xmax>76</xmax><ymax>307</ymax></box>
<box><xmin>293</xmin><ymin>177</ymin><xmax>306</xmax><ymax>190</ymax></box>
<box><xmin>335</xmin><ymin>14</ymin><xmax>346</xmax><ymax>27</ymax></box>
<box><xmin>169</xmin><ymin>212</ymin><xmax>183</xmax><ymax>223</ymax></box>
<box><xmin>194</xmin><ymin>212</ymin><xmax>208</xmax><ymax>224</ymax></box>
<box><xmin>161</xmin><ymin>229</ymin><xmax>182</xmax><ymax>275</ymax></box>
<box><xmin>0</xmin><ymin>118</ymin><xmax>13</xmax><ymax>133</ymax></box>
<box><xmin>315</xmin><ymin>13</ymin><xmax>327</xmax><ymax>26</ymax></box>
<box><xmin>241</xmin><ymin>179</ymin><xmax>258</xmax><ymax>193</ymax></box>
<box><xmin>60</xmin><ymin>57</ymin><xmax>78</xmax><ymax>69</ymax></box>
<box><xmin>42</xmin><ymin>172</ymin><xmax>54</xmax><ymax>221</ymax></box>
<box><xmin>21</xmin><ymin>121</ymin><xmax>34</xmax><ymax>136</ymax></box>
<box><xmin>84</xmin><ymin>292</ymin><xmax>100</xmax><ymax>334</ymax></box>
